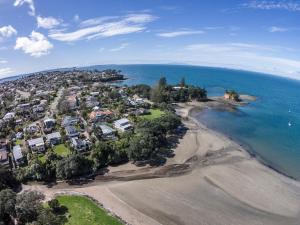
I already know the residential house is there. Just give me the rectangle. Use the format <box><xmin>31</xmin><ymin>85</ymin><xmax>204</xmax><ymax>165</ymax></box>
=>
<box><xmin>46</xmin><ymin>132</ymin><xmax>61</xmax><ymax>146</ymax></box>
<box><xmin>26</xmin><ymin>122</ymin><xmax>40</xmax><ymax>134</ymax></box>
<box><xmin>97</xmin><ymin>124</ymin><xmax>116</xmax><ymax>140</ymax></box>
<box><xmin>67</xmin><ymin>95</ymin><xmax>79</xmax><ymax>110</ymax></box>
<box><xmin>62</xmin><ymin>116</ymin><xmax>79</xmax><ymax>127</ymax></box>
<box><xmin>13</xmin><ymin>145</ymin><xmax>24</xmax><ymax>166</ymax></box>
<box><xmin>71</xmin><ymin>138</ymin><xmax>88</xmax><ymax>152</ymax></box>
<box><xmin>27</xmin><ymin>137</ymin><xmax>45</xmax><ymax>153</ymax></box>
<box><xmin>89</xmin><ymin>110</ymin><xmax>113</xmax><ymax>122</ymax></box>
<box><xmin>43</xmin><ymin>118</ymin><xmax>56</xmax><ymax>133</ymax></box>
<box><xmin>16</xmin><ymin>132</ymin><xmax>23</xmax><ymax>139</ymax></box>
<box><xmin>3</xmin><ymin>112</ymin><xmax>15</xmax><ymax>121</ymax></box>
<box><xmin>113</xmin><ymin>118</ymin><xmax>133</xmax><ymax>132</ymax></box>
<box><xmin>85</xmin><ymin>95</ymin><xmax>99</xmax><ymax>108</ymax></box>
<box><xmin>65</xmin><ymin>126</ymin><xmax>79</xmax><ymax>138</ymax></box>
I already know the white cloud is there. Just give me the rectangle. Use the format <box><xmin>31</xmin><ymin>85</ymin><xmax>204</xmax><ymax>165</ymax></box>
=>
<box><xmin>0</xmin><ymin>59</ymin><xmax>7</xmax><ymax>64</ymax></box>
<box><xmin>14</xmin><ymin>0</ymin><xmax>35</xmax><ymax>16</ymax></box>
<box><xmin>0</xmin><ymin>25</ymin><xmax>17</xmax><ymax>38</ymax></box>
<box><xmin>269</xmin><ymin>26</ymin><xmax>288</xmax><ymax>32</ymax></box>
<box><xmin>49</xmin><ymin>14</ymin><xmax>157</xmax><ymax>42</ymax></box>
<box><xmin>183</xmin><ymin>42</ymin><xmax>300</xmax><ymax>79</ymax></box>
<box><xmin>0</xmin><ymin>67</ymin><xmax>14</xmax><ymax>78</ymax></box>
<box><xmin>109</xmin><ymin>43</ymin><xmax>129</xmax><ymax>52</ymax></box>
<box><xmin>157</xmin><ymin>30</ymin><xmax>204</xmax><ymax>37</ymax></box>
<box><xmin>14</xmin><ymin>31</ymin><xmax>53</xmax><ymax>57</ymax></box>
<box><xmin>242</xmin><ymin>0</ymin><xmax>300</xmax><ymax>11</ymax></box>
<box><xmin>37</xmin><ymin>16</ymin><xmax>61</xmax><ymax>29</ymax></box>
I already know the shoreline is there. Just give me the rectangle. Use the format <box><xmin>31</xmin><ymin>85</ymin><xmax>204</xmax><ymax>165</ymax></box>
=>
<box><xmin>24</xmin><ymin>99</ymin><xmax>300</xmax><ymax>225</ymax></box>
<box><xmin>187</xmin><ymin>105</ymin><xmax>298</xmax><ymax>181</ymax></box>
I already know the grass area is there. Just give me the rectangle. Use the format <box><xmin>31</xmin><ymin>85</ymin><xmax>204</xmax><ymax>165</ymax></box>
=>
<box><xmin>54</xmin><ymin>144</ymin><xmax>71</xmax><ymax>157</ymax></box>
<box><xmin>39</xmin><ymin>144</ymin><xmax>70</xmax><ymax>163</ymax></box>
<box><xmin>140</xmin><ymin>109</ymin><xmax>165</xmax><ymax>120</ymax></box>
<box><xmin>57</xmin><ymin>195</ymin><xmax>123</xmax><ymax>225</ymax></box>
<box><xmin>15</xmin><ymin>139</ymin><xmax>23</xmax><ymax>145</ymax></box>
<box><xmin>38</xmin><ymin>154</ymin><xmax>46</xmax><ymax>163</ymax></box>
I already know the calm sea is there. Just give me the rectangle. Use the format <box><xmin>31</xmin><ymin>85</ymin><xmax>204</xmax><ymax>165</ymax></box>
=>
<box><xmin>86</xmin><ymin>64</ymin><xmax>300</xmax><ymax>180</ymax></box>
<box><xmin>2</xmin><ymin>64</ymin><xmax>300</xmax><ymax>179</ymax></box>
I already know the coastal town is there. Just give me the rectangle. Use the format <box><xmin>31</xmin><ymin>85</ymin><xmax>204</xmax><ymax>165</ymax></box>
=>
<box><xmin>0</xmin><ymin>69</ymin><xmax>208</xmax><ymax>183</ymax></box>
<box><xmin>1</xmin><ymin>68</ymin><xmax>300</xmax><ymax>225</ymax></box>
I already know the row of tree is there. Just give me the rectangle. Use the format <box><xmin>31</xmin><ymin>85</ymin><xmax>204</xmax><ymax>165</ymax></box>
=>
<box><xmin>127</xmin><ymin>77</ymin><xmax>207</xmax><ymax>103</ymax></box>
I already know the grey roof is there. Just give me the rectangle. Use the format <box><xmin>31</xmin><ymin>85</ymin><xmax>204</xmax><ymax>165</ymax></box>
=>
<box><xmin>13</xmin><ymin>145</ymin><xmax>23</xmax><ymax>160</ymax></box>
<box><xmin>27</xmin><ymin>137</ymin><xmax>44</xmax><ymax>146</ymax></box>
<box><xmin>65</xmin><ymin>126</ymin><xmax>78</xmax><ymax>134</ymax></box>
<box><xmin>46</xmin><ymin>132</ymin><xmax>61</xmax><ymax>140</ymax></box>
<box><xmin>99</xmin><ymin>125</ymin><xmax>115</xmax><ymax>135</ymax></box>
<box><xmin>114</xmin><ymin>118</ymin><xmax>130</xmax><ymax>127</ymax></box>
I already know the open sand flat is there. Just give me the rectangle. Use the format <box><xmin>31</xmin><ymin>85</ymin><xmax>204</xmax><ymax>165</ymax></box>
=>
<box><xmin>25</xmin><ymin>100</ymin><xmax>300</xmax><ymax>225</ymax></box>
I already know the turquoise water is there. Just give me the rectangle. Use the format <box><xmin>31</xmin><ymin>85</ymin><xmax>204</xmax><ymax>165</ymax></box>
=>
<box><xmin>85</xmin><ymin>64</ymin><xmax>300</xmax><ymax>179</ymax></box>
<box><xmin>3</xmin><ymin>64</ymin><xmax>300</xmax><ymax>179</ymax></box>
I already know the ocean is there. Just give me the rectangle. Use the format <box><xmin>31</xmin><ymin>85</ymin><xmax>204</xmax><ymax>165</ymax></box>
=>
<box><xmin>2</xmin><ymin>64</ymin><xmax>300</xmax><ymax>179</ymax></box>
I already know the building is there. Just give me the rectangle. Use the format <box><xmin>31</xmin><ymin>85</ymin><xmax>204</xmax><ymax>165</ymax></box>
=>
<box><xmin>3</xmin><ymin>112</ymin><xmax>15</xmax><ymax>121</ymax></box>
<box><xmin>13</xmin><ymin>145</ymin><xmax>24</xmax><ymax>166</ymax></box>
<box><xmin>27</xmin><ymin>137</ymin><xmax>45</xmax><ymax>152</ymax></box>
<box><xmin>62</xmin><ymin>116</ymin><xmax>79</xmax><ymax>127</ymax></box>
<box><xmin>65</xmin><ymin>126</ymin><xmax>79</xmax><ymax>138</ymax></box>
<box><xmin>113</xmin><ymin>118</ymin><xmax>133</xmax><ymax>132</ymax></box>
<box><xmin>89</xmin><ymin>110</ymin><xmax>113</xmax><ymax>122</ymax></box>
<box><xmin>98</xmin><ymin>124</ymin><xmax>116</xmax><ymax>140</ymax></box>
<box><xmin>26</xmin><ymin>122</ymin><xmax>39</xmax><ymax>134</ymax></box>
<box><xmin>44</xmin><ymin>118</ymin><xmax>56</xmax><ymax>129</ymax></box>
<box><xmin>71</xmin><ymin>138</ymin><xmax>88</xmax><ymax>152</ymax></box>
<box><xmin>46</xmin><ymin>132</ymin><xmax>61</xmax><ymax>146</ymax></box>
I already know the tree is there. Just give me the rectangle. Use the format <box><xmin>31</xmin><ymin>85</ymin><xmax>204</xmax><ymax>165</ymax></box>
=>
<box><xmin>0</xmin><ymin>167</ymin><xmax>20</xmax><ymax>191</ymax></box>
<box><xmin>56</xmin><ymin>154</ymin><xmax>93</xmax><ymax>180</ymax></box>
<box><xmin>0</xmin><ymin>189</ymin><xmax>16</xmax><ymax>224</ymax></box>
<box><xmin>35</xmin><ymin>208</ymin><xmax>66</xmax><ymax>225</ymax></box>
<box><xmin>158</xmin><ymin>76</ymin><xmax>167</xmax><ymax>88</ymax></box>
<box><xmin>180</xmin><ymin>77</ymin><xmax>186</xmax><ymax>87</ymax></box>
<box><xmin>48</xmin><ymin>199</ymin><xmax>60</xmax><ymax>213</ymax></box>
<box><xmin>15</xmin><ymin>191</ymin><xmax>45</xmax><ymax>224</ymax></box>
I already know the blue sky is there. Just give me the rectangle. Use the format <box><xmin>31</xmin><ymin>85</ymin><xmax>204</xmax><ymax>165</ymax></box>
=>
<box><xmin>0</xmin><ymin>0</ymin><xmax>300</xmax><ymax>79</ymax></box>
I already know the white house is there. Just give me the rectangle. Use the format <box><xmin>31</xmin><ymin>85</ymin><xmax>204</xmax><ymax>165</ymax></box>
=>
<box><xmin>46</xmin><ymin>132</ymin><xmax>61</xmax><ymax>146</ymax></box>
<box><xmin>113</xmin><ymin>118</ymin><xmax>133</xmax><ymax>132</ymax></box>
<box><xmin>13</xmin><ymin>145</ymin><xmax>24</xmax><ymax>166</ymax></box>
<box><xmin>99</xmin><ymin>124</ymin><xmax>116</xmax><ymax>139</ymax></box>
<box><xmin>27</xmin><ymin>137</ymin><xmax>45</xmax><ymax>153</ymax></box>
<box><xmin>71</xmin><ymin>138</ymin><xmax>88</xmax><ymax>152</ymax></box>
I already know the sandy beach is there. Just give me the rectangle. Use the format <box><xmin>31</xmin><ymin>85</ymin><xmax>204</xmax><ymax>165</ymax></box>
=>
<box><xmin>24</xmin><ymin>99</ymin><xmax>300</xmax><ymax>225</ymax></box>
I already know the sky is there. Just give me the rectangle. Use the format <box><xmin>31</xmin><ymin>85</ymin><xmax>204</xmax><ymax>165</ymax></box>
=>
<box><xmin>0</xmin><ymin>0</ymin><xmax>300</xmax><ymax>80</ymax></box>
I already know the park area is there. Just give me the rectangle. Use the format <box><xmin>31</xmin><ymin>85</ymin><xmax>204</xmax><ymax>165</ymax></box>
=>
<box><xmin>56</xmin><ymin>195</ymin><xmax>123</xmax><ymax>225</ymax></box>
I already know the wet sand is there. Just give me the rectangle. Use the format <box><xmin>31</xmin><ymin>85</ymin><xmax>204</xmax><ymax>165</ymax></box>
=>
<box><xmin>24</xmin><ymin>99</ymin><xmax>300</xmax><ymax>225</ymax></box>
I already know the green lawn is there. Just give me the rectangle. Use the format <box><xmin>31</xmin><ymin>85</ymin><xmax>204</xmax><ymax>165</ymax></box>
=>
<box><xmin>38</xmin><ymin>154</ymin><xmax>46</xmax><ymax>163</ymax></box>
<box><xmin>15</xmin><ymin>139</ymin><xmax>23</xmax><ymax>145</ymax></box>
<box><xmin>57</xmin><ymin>195</ymin><xmax>123</xmax><ymax>225</ymax></box>
<box><xmin>54</xmin><ymin>144</ymin><xmax>71</xmax><ymax>157</ymax></box>
<box><xmin>140</xmin><ymin>109</ymin><xmax>165</xmax><ymax>120</ymax></box>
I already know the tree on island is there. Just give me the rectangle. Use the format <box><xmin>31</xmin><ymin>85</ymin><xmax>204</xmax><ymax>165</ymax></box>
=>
<box><xmin>225</xmin><ymin>90</ymin><xmax>240</xmax><ymax>101</ymax></box>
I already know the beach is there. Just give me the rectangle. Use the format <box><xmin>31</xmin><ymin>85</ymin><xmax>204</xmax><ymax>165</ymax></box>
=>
<box><xmin>24</xmin><ymin>100</ymin><xmax>300</xmax><ymax>225</ymax></box>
